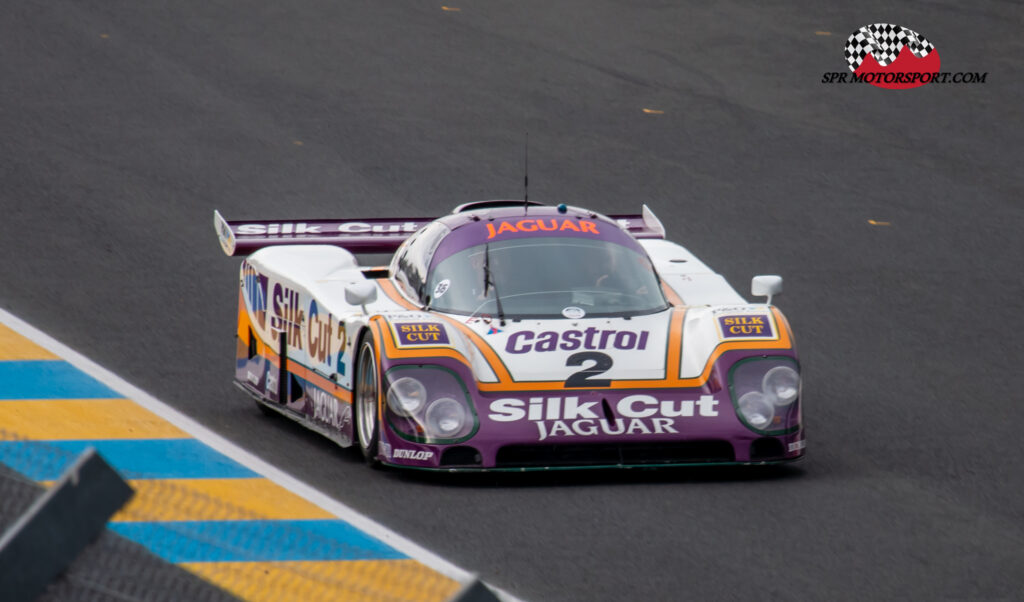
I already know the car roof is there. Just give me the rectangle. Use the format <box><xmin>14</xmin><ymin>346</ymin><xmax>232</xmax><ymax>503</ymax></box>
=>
<box><xmin>435</xmin><ymin>203</ymin><xmax>616</xmax><ymax>231</ymax></box>
<box><xmin>426</xmin><ymin>203</ymin><xmax>645</xmax><ymax>270</ymax></box>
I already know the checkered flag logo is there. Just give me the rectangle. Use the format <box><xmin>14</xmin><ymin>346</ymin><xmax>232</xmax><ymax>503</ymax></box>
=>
<box><xmin>844</xmin><ymin>23</ymin><xmax>936</xmax><ymax>72</ymax></box>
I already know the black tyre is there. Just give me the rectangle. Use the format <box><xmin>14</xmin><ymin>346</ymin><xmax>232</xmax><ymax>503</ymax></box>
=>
<box><xmin>354</xmin><ymin>335</ymin><xmax>382</xmax><ymax>467</ymax></box>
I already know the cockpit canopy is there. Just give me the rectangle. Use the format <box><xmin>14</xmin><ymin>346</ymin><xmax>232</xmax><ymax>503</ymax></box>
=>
<box><xmin>391</xmin><ymin>206</ymin><xmax>668</xmax><ymax>319</ymax></box>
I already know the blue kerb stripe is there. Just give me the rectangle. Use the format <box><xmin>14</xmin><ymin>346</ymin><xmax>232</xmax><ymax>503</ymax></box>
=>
<box><xmin>109</xmin><ymin>520</ymin><xmax>407</xmax><ymax>563</ymax></box>
<box><xmin>0</xmin><ymin>439</ymin><xmax>259</xmax><ymax>480</ymax></box>
<box><xmin>0</xmin><ymin>360</ymin><xmax>120</xmax><ymax>399</ymax></box>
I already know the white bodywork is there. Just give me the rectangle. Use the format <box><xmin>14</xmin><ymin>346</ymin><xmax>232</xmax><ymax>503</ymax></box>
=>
<box><xmin>241</xmin><ymin>239</ymin><xmax>779</xmax><ymax>389</ymax></box>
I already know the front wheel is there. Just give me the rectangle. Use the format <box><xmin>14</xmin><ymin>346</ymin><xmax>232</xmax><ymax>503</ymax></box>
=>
<box><xmin>354</xmin><ymin>336</ymin><xmax>382</xmax><ymax>468</ymax></box>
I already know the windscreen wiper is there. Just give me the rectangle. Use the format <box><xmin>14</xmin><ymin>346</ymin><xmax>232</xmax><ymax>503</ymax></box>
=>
<box><xmin>483</xmin><ymin>243</ymin><xmax>506</xmax><ymax>326</ymax></box>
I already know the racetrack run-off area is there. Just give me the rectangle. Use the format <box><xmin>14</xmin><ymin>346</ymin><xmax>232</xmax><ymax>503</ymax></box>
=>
<box><xmin>0</xmin><ymin>315</ymin><xmax>463</xmax><ymax>601</ymax></box>
<box><xmin>1</xmin><ymin>1</ymin><xmax>1022</xmax><ymax>600</ymax></box>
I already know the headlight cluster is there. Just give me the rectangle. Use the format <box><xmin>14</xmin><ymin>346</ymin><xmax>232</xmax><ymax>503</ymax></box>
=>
<box><xmin>728</xmin><ymin>358</ymin><xmax>801</xmax><ymax>434</ymax></box>
<box><xmin>384</xmin><ymin>367</ymin><xmax>477</xmax><ymax>443</ymax></box>
<box><xmin>387</xmin><ymin>377</ymin><xmax>427</xmax><ymax>415</ymax></box>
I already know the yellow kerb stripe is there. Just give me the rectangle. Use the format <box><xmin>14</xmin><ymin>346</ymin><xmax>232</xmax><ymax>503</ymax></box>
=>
<box><xmin>0</xmin><ymin>325</ymin><xmax>58</xmax><ymax>360</ymax></box>
<box><xmin>113</xmin><ymin>478</ymin><xmax>335</xmax><ymax>522</ymax></box>
<box><xmin>181</xmin><ymin>559</ymin><xmax>460</xmax><ymax>602</ymax></box>
<box><xmin>0</xmin><ymin>399</ymin><xmax>187</xmax><ymax>440</ymax></box>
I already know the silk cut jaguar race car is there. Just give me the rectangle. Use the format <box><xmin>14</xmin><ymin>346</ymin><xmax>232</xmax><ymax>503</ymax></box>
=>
<box><xmin>213</xmin><ymin>201</ymin><xmax>804</xmax><ymax>470</ymax></box>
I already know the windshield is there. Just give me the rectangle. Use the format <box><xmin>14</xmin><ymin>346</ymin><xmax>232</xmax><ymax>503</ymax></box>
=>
<box><xmin>426</xmin><ymin>237</ymin><xmax>668</xmax><ymax>319</ymax></box>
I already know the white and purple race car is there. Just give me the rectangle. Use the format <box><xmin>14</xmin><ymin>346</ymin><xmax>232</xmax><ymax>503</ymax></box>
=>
<box><xmin>214</xmin><ymin>201</ymin><xmax>803</xmax><ymax>470</ymax></box>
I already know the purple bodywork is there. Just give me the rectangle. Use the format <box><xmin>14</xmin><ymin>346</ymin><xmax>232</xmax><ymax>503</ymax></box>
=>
<box><xmin>368</xmin><ymin>346</ymin><xmax>803</xmax><ymax>470</ymax></box>
<box><xmin>225</xmin><ymin>203</ymin><xmax>803</xmax><ymax>471</ymax></box>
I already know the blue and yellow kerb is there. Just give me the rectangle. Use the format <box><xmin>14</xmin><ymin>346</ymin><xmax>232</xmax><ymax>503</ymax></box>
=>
<box><xmin>0</xmin><ymin>322</ymin><xmax>459</xmax><ymax>601</ymax></box>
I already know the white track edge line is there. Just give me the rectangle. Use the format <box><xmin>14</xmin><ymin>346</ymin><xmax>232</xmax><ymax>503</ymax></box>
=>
<box><xmin>0</xmin><ymin>307</ymin><xmax>523</xmax><ymax>601</ymax></box>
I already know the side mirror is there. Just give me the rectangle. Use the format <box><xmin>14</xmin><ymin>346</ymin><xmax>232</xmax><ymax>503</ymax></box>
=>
<box><xmin>751</xmin><ymin>275</ymin><xmax>783</xmax><ymax>305</ymax></box>
<box><xmin>345</xmin><ymin>281</ymin><xmax>378</xmax><ymax>314</ymax></box>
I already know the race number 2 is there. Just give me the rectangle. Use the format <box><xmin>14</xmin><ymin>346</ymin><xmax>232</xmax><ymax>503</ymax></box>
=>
<box><xmin>564</xmin><ymin>352</ymin><xmax>612</xmax><ymax>387</ymax></box>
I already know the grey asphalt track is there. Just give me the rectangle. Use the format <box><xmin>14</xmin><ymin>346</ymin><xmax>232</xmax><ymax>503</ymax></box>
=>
<box><xmin>2</xmin><ymin>1</ymin><xmax>1022</xmax><ymax>600</ymax></box>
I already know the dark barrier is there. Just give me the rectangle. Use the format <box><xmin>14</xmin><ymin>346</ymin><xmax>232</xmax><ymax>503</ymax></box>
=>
<box><xmin>0</xmin><ymin>447</ymin><xmax>134</xmax><ymax>601</ymax></box>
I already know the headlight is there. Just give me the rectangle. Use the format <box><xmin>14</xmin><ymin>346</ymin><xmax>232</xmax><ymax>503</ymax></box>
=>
<box><xmin>425</xmin><ymin>397</ymin><xmax>468</xmax><ymax>438</ymax></box>
<box><xmin>737</xmin><ymin>391</ymin><xmax>774</xmax><ymax>430</ymax></box>
<box><xmin>383</xmin><ymin>366</ymin><xmax>478</xmax><ymax>444</ymax></box>
<box><xmin>386</xmin><ymin>377</ymin><xmax>427</xmax><ymax>416</ymax></box>
<box><xmin>762</xmin><ymin>366</ymin><xmax>799</xmax><ymax>406</ymax></box>
<box><xmin>728</xmin><ymin>356</ymin><xmax>801</xmax><ymax>435</ymax></box>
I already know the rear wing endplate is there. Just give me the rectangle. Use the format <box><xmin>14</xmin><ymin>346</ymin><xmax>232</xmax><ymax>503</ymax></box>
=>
<box><xmin>615</xmin><ymin>204</ymin><xmax>666</xmax><ymax>240</ymax></box>
<box><xmin>214</xmin><ymin>205</ymin><xmax>665</xmax><ymax>257</ymax></box>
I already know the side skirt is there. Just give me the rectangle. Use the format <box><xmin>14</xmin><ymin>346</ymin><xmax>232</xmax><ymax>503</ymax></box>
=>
<box><xmin>233</xmin><ymin>380</ymin><xmax>353</xmax><ymax>448</ymax></box>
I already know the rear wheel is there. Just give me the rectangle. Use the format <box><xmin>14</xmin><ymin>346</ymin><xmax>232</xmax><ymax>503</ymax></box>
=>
<box><xmin>354</xmin><ymin>336</ymin><xmax>382</xmax><ymax>467</ymax></box>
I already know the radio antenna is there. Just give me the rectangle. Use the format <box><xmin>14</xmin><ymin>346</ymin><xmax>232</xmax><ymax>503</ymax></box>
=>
<box><xmin>523</xmin><ymin>132</ymin><xmax>529</xmax><ymax>214</ymax></box>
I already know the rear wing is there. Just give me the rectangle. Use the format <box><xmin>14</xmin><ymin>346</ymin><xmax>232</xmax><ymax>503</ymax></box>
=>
<box><xmin>214</xmin><ymin>205</ymin><xmax>665</xmax><ymax>257</ymax></box>
<box><xmin>213</xmin><ymin>211</ymin><xmax>435</xmax><ymax>256</ymax></box>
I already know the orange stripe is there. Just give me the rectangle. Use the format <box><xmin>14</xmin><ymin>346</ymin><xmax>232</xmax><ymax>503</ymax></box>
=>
<box><xmin>772</xmin><ymin>307</ymin><xmax>798</xmax><ymax>349</ymax></box>
<box><xmin>370</xmin><ymin>280</ymin><xmax>793</xmax><ymax>391</ymax></box>
<box><xmin>378</xmin><ymin>279</ymin><xmax>419</xmax><ymax>311</ymax></box>
<box><xmin>368</xmin><ymin>319</ymin><xmax>386</xmax><ymax>423</ymax></box>
<box><xmin>476</xmin><ymin>306</ymin><xmax>791</xmax><ymax>392</ymax></box>
<box><xmin>236</xmin><ymin>287</ymin><xmax>251</xmax><ymax>341</ymax></box>
<box><xmin>376</xmin><ymin>282</ymin><xmax>501</xmax><ymax>376</ymax></box>
<box><xmin>475</xmin><ymin>307</ymin><xmax>683</xmax><ymax>392</ymax></box>
<box><xmin>289</xmin><ymin>362</ymin><xmax>352</xmax><ymax>403</ymax></box>
<box><xmin>661</xmin><ymin>281</ymin><xmax>684</xmax><ymax>306</ymax></box>
<box><xmin>240</xmin><ymin>298</ymin><xmax>353</xmax><ymax>403</ymax></box>
<box><xmin>378</xmin><ymin>278</ymin><xmax>512</xmax><ymax>381</ymax></box>
<box><xmin>371</xmin><ymin>315</ymin><xmax>474</xmax><ymax>371</ymax></box>
<box><xmin>250</xmin><ymin>346</ymin><xmax>353</xmax><ymax>403</ymax></box>
<box><xmin>666</xmin><ymin>306</ymin><xmax>686</xmax><ymax>376</ymax></box>
<box><xmin>432</xmin><ymin>315</ymin><xmax>512</xmax><ymax>382</ymax></box>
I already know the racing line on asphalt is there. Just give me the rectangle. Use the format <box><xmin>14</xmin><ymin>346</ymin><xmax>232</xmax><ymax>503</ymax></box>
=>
<box><xmin>0</xmin><ymin>307</ymin><xmax>475</xmax><ymax>602</ymax></box>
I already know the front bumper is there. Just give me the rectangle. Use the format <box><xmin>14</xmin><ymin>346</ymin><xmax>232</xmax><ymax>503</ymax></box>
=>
<box><xmin>377</xmin><ymin>387</ymin><xmax>805</xmax><ymax>471</ymax></box>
